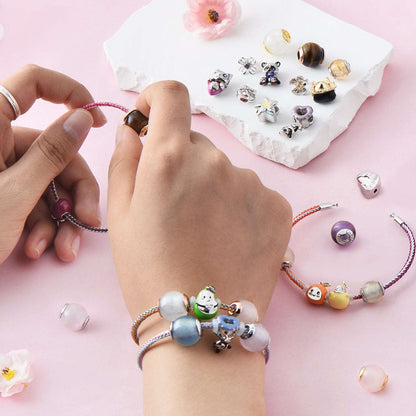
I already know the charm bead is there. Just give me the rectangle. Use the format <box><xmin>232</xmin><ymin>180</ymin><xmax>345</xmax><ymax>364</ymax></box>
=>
<box><xmin>236</xmin><ymin>85</ymin><xmax>256</xmax><ymax>103</ymax></box>
<box><xmin>255</xmin><ymin>99</ymin><xmax>280</xmax><ymax>123</ymax></box>
<box><xmin>124</xmin><ymin>109</ymin><xmax>149</xmax><ymax>137</ymax></box>
<box><xmin>60</xmin><ymin>303</ymin><xmax>90</xmax><ymax>331</ymax></box>
<box><xmin>207</xmin><ymin>69</ymin><xmax>232</xmax><ymax>95</ymax></box>
<box><xmin>311</xmin><ymin>77</ymin><xmax>337</xmax><ymax>103</ymax></box>
<box><xmin>357</xmin><ymin>172</ymin><xmax>381</xmax><ymax>198</ymax></box>
<box><xmin>238</xmin><ymin>57</ymin><xmax>258</xmax><ymax>75</ymax></box>
<box><xmin>360</xmin><ymin>281</ymin><xmax>385</xmax><ymax>303</ymax></box>
<box><xmin>331</xmin><ymin>221</ymin><xmax>356</xmax><ymax>246</ymax></box>
<box><xmin>263</xmin><ymin>29</ymin><xmax>291</xmax><ymax>55</ymax></box>
<box><xmin>282</xmin><ymin>247</ymin><xmax>295</xmax><ymax>267</ymax></box>
<box><xmin>171</xmin><ymin>316</ymin><xmax>202</xmax><ymax>346</ymax></box>
<box><xmin>359</xmin><ymin>365</ymin><xmax>388</xmax><ymax>392</ymax></box>
<box><xmin>306</xmin><ymin>284</ymin><xmax>328</xmax><ymax>305</ymax></box>
<box><xmin>297</xmin><ymin>42</ymin><xmax>325</xmax><ymax>67</ymax></box>
<box><xmin>193</xmin><ymin>286</ymin><xmax>220</xmax><ymax>320</ymax></box>
<box><xmin>159</xmin><ymin>291</ymin><xmax>189</xmax><ymax>321</ymax></box>
<box><xmin>51</xmin><ymin>198</ymin><xmax>72</xmax><ymax>221</ymax></box>
<box><xmin>327</xmin><ymin>284</ymin><xmax>350</xmax><ymax>309</ymax></box>
<box><xmin>329</xmin><ymin>59</ymin><xmax>351</xmax><ymax>80</ymax></box>
<box><xmin>293</xmin><ymin>105</ymin><xmax>314</xmax><ymax>128</ymax></box>
<box><xmin>239</xmin><ymin>323</ymin><xmax>270</xmax><ymax>352</ymax></box>
<box><xmin>259</xmin><ymin>61</ymin><xmax>281</xmax><ymax>86</ymax></box>
<box><xmin>289</xmin><ymin>76</ymin><xmax>309</xmax><ymax>95</ymax></box>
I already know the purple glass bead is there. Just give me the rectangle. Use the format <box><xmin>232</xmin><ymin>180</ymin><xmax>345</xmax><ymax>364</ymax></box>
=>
<box><xmin>51</xmin><ymin>198</ymin><xmax>72</xmax><ymax>220</ymax></box>
<box><xmin>331</xmin><ymin>221</ymin><xmax>356</xmax><ymax>246</ymax></box>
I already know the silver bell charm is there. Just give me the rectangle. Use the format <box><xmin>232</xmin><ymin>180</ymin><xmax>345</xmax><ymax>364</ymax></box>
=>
<box><xmin>357</xmin><ymin>172</ymin><xmax>381</xmax><ymax>198</ymax></box>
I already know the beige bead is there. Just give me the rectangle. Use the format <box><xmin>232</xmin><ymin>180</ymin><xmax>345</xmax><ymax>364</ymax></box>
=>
<box><xmin>328</xmin><ymin>59</ymin><xmax>351</xmax><ymax>80</ymax></box>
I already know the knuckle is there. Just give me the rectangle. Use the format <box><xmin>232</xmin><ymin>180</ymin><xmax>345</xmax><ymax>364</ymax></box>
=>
<box><xmin>36</xmin><ymin>133</ymin><xmax>68</xmax><ymax>172</ymax></box>
<box><xmin>158</xmin><ymin>80</ymin><xmax>189</xmax><ymax>97</ymax></box>
<box><xmin>21</xmin><ymin>63</ymin><xmax>41</xmax><ymax>79</ymax></box>
<box><xmin>209</xmin><ymin>150</ymin><xmax>229</xmax><ymax>170</ymax></box>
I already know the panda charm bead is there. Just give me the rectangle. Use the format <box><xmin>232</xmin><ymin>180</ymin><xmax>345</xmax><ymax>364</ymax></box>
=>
<box><xmin>297</xmin><ymin>42</ymin><xmax>325</xmax><ymax>67</ymax></box>
<box><xmin>207</xmin><ymin>69</ymin><xmax>233</xmax><ymax>95</ymax></box>
<box><xmin>193</xmin><ymin>286</ymin><xmax>220</xmax><ymax>320</ymax></box>
<box><xmin>331</xmin><ymin>221</ymin><xmax>356</xmax><ymax>246</ymax></box>
<box><xmin>259</xmin><ymin>61</ymin><xmax>281</xmax><ymax>86</ymax></box>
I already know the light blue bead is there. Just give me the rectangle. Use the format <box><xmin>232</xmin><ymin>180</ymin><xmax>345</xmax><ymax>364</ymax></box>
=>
<box><xmin>171</xmin><ymin>316</ymin><xmax>201</xmax><ymax>346</ymax></box>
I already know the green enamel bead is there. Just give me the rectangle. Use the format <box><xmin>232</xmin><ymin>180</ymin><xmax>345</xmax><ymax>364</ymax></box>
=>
<box><xmin>193</xmin><ymin>286</ymin><xmax>219</xmax><ymax>320</ymax></box>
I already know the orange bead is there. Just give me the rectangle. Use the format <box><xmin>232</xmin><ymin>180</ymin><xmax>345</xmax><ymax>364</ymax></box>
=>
<box><xmin>306</xmin><ymin>284</ymin><xmax>328</xmax><ymax>305</ymax></box>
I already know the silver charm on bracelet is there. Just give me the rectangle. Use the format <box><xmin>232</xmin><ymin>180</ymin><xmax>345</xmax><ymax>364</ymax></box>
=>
<box><xmin>280</xmin><ymin>105</ymin><xmax>314</xmax><ymax>138</ymax></box>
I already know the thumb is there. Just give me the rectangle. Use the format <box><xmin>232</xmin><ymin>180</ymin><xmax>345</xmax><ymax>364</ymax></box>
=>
<box><xmin>12</xmin><ymin>109</ymin><xmax>93</xmax><ymax>201</ymax></box>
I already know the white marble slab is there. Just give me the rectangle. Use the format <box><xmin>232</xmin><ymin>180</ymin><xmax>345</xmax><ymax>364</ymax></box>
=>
<box><xmin>104</xmin><ymin>0</ymin><xmax>393</xmax><ymax>169</ymax></box>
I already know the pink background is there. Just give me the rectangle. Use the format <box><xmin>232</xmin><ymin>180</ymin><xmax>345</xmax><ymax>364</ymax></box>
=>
<box><xmin>1</xmin><ymin>0</ymin><xmax>416</xmax><ymax>414</ymax></box>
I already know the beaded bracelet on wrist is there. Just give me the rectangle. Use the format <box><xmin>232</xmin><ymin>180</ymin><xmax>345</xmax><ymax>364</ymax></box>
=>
<box><xmin>137</xmin><ymin>315</ymin><xmax>271</xmax><ymax>370</ymax></box>
<box><xmin>131</xmin><ymin>285</ymin><xmax>258</xmax><ymax>345</ymax></box>
<box><xmin>281</xmin><ymin>203</ymin><xmax>415</xmax><ymax>309</ymax></box>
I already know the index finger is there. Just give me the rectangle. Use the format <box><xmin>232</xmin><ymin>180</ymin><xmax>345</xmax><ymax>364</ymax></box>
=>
<box><xmin>134</xmin><ymin>80</ymin><xmax>191</xmax><ymax>144</ymax></box>
<box><xmin>0</xmin><ymin>64</ymin><xmax>107</xmax><ymax>127</ymax></box>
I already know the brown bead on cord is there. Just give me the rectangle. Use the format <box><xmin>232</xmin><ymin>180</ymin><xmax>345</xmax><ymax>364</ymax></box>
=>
<box><xmin>123</xmin><ymin>110</ymin><xmax>149</xmax><ymax>137</ymax></box>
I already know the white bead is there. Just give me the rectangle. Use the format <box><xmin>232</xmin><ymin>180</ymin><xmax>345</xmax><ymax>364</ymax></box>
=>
<box><xmin>240</xmin><ymin>323</ymin><xmax>270</xmax><ymax>352</ymax></box>
<box><xmin>263</xmin><ymin>29</ymin><xmax>291</xmax><ymax>56</ymax></box>
<box><xmin>238</xmin><ymin>300</ymin><xmax>258</xmax><ymax>323</ymax></box>
<box><xmin>159</xmin><ymin>291</ymin><xmax>189</xmax><ymax>321</ymax></box>
<box><xmin>60</xmin><ymin>303</ymin><xmax>89</xmax><ymax>331</ymax></box>
<box><xmin>359</xmin><ymin>365</ymin><xmax>388</xmax><ymax>393</ymax></box>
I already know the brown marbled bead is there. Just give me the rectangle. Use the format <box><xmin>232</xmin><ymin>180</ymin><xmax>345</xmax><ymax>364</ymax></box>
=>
<box><xmin>297</xmin><ymin>42</ymin><xmax>325</xmax><ymax>67</ymax></box>
<box><xmin>124</xmin><ymin>109</ymin><xmax>149</xmax><ymax>137</ymax></box>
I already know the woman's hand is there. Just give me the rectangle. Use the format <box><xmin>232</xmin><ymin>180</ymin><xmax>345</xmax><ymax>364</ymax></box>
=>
<box><xmin>107</xmin><ymin>80</ymin><xmax>292</xmax><ymax>415</ymax></box>
<box><xmin>108</xmin><ymin>80</ymin><xmax>292</xmax><ymax>319</ymax></box>
<box><xmin>0</xmin><ymin>65</ymin><xmax>106</xmax><ymax>264</ymax></box>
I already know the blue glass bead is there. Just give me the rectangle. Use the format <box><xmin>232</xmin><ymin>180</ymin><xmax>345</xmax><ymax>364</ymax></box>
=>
<box><xmin>171</xmin><ymin>316</ymin><xmax>201</xmax><ymax>347</ymax></box>
<box><xmin>217</xmin><ymin>315</ymin><xmax>239</xmax><ymax>331</ymax></box>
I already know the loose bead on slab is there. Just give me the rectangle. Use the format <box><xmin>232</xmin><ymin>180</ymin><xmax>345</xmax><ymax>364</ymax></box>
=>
<box><xmin>306</xmin><ymin>284</ymin><xmax>328</xmax><ymax>305</ymax></box>
<box><xmin>297</xmin><ymin>42</ymin><xmax>325</xmax><ymax>67</ymax></box>
<box><xmin>327</xmin><ymin>284</ymin><xmax>350</xmax><ymax>309</ymax></box>
<box><xmin>331</xmin><ymin>221</ymin><xmax>356</xmax><ymax>246</ymax></box>
<box><xmin>328</xmin><ymin>59</ymin><xmax>351</xmax><ymax>80</ymax></box>
<box><xmin>171</xmin><ymin>316</ymin><xmax>202</xmax><ymax>346</ymax></box>
<box><xmin>263</xmin><ymin>29</ymin><xmax>291</xmax><ymax>55</ymax></box>
<box><xmin>60</xmin><ymin>303</ymin><xmax>90</xmax><ymax>331</ymax></box>
<box><xmin>359</xmin><ymin>365</ymin><xmax>388</xmax><ymax>392</ymax></box>
<box><xmin>123</xmin><ymin>110</ymin><xmax>149</xmax><ymax>137</ymax></box>
<box><xmin>360</xmin><ymin>281</ymin><xmax>385</xmax><ymax>303</ymax></box>
<box><xmin>310</xmin><ymin>78</ymin><xmax>337</xmax><ymax>103</ymax></box>
<box><xmin>239</xmin><ymin>323</ymin><xmax>270</xmax><ymax>352</ymax></box>
<box><xmin>159</xmin><ymin>291</ymin><xmax>189</xmax><ymax>321</ymax></box>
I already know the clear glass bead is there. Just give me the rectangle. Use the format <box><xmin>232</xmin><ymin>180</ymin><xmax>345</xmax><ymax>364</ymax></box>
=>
<box><xmin>237</xmin><ymin>300</ymin><xmax>258</xmax><ymax>323</ymax></box>
<box><xmin>60</xmin><ymin>303</ymin><xmax>89</xmax><ymax>331</ymax></box>
<box><xmin>360</xmin><ymin>281</ymin><xmax>384</xmax><ymax>303</ymax></box>
<box><xmin>263</xmin><ymin>29</ymin><xmax>291</xmax><ymax>56</ymax></box>
<box><xmin>239</xmin><ymin>323</ymin><xmax>270</xmax><ymax>352</ymax></box>
<box><xmin>159</xmin><ymin>291</ymin><xmax>189</xmax><ymax>321</ymax></box>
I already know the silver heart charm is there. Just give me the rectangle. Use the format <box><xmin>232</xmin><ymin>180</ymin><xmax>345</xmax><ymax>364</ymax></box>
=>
<box><xmin>357</xmin><ymin>172</ymin><xmax>381</xmax><ymax>198</ymax></box>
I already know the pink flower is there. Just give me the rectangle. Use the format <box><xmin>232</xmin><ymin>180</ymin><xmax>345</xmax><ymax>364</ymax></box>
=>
<box><xmin>183</xmin><ymin>0</ymin><xmax>242</xmax><ymax>41</ymax></box>
<box><xmin>0</xmin><ymin>350</ymin><xmax>34</xmax><ymax>398</ymax></box>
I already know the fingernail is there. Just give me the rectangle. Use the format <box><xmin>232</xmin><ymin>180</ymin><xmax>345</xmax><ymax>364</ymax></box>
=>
<box><xmin>71</xmin><ymin>236</ymin><xmax>81</xmax><ymax>258</ymax></box>
<box><xmin>63</xmin><ymin>110</ymin><xmax>93</xmax><ymax>142</ymax></box>
<box><xmin>96</xmin><ymin>205</ymin><xmax>102</xmax><ymax>225</ymax></box>
<box><xmin>35</xmin><ymin>239</ymin><xmax>48</xmax><ymax>258</ymax></box>
<box><xmin>115</xmin><ymin>124</ymin><xmax>125</xmax><ymax>146</ymax></box>
<box><xmin>96</xmin><ymin>108</ymin><xmax>107</xmax><ymax>125</ymax></box>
